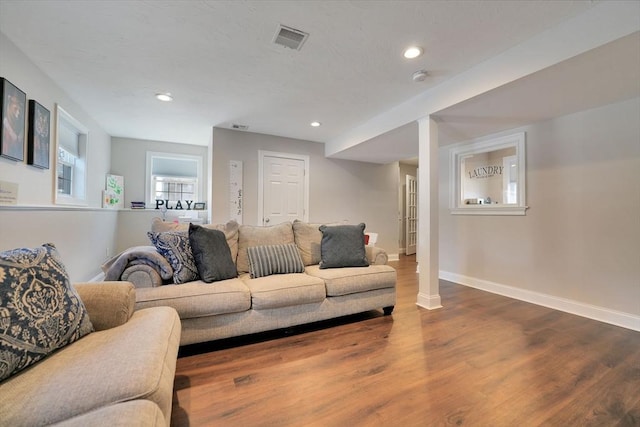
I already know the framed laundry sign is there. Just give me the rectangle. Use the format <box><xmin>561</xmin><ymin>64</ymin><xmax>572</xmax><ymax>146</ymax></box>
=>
<box><xmin>449</xmin><ymin>132</ymin><xmax>527</xmax><ymax>215</ymax></box>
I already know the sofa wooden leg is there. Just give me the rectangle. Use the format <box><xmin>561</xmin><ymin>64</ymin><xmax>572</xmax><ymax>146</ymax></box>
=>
<box><xmin>383</xmin><ymin>306</ymin><xmax>394</xmax><ymax>316</ymax></box>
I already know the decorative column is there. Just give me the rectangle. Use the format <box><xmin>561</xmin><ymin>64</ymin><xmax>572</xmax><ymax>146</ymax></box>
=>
<box><xmin>416</xmin><ymin>116</ymin><xmax>442</xmax><ymax>310</ymax></box>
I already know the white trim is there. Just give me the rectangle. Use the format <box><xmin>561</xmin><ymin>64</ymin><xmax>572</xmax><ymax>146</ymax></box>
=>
<box><xmin>258</xmin><ymin>150</ymin><xmax>310</xmax><ymax>225</ymax></box>
<box><xmin>440</xmin><ymin>271</ymin><xmax>640</xmax><ymax>332</ymax></box>
<box><xmin>450</xmin><ymin>205</ymin><xmax>528</xmax><ymax>216</ymax></box>
<box><xmin>0</xmin><ymin>205</ymin><xmax>116</xmax><ymax>212</ymax></box>
<box><xmin>416</xmin><ymin>292</ymin><xmax>442</xmax><ymax>310</ymax></box>
<box><xmin>88</xmin><ymin>271</ymin><xmax>105</xmax><ymax>282</ymax></box>
<box><xmin>54</xmin><ymin>105</ymin><xmax>89</xmax><ymax>206</ymax></box>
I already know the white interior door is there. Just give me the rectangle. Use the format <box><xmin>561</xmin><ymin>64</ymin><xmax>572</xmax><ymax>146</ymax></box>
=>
<box><xmin>405</xmin><ymin>174</ymin><xmax>417</xmax><ymax>255</ymax></box>
<box><xmin>261</xmin><ymin>154</ymin><xmax>307</xmax><ymax>226</ymax></box>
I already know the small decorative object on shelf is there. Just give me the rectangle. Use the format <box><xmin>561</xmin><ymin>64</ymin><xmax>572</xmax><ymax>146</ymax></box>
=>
<box><xmin>103</xmin><ymin>174</ymin><xmax>124</xmax><ymax>209</ymax></box>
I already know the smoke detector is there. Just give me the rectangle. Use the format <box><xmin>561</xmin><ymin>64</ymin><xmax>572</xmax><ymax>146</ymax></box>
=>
<box><xmin>412</xmin><ymin>70</ymin><xmax>429</xmax><ymax>82</ymax></box>
<box><xmin>273</xmin><ymin>25</ymin><xmax>309</xmax><ymax>51</ymax></box>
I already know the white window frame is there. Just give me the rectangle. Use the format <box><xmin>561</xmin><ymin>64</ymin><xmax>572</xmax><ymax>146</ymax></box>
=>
<box><xmin>55</xmin><ymin>105</ymin><xmax>88</xmax><ymax>206</ymax></box>
<box><xmin>145</xmin><ymin>151</ymin><xmax>203</xmax><ymax>208</ymax></box>
<box><xmin>152</xmin><ymin>175</ymin><xmax>198</xmax><ymax>203</ymax></box>
<box><xmin>449</xmin><ymin>132</ymin><xmax>527</xmax><ymax>215</ymax></box>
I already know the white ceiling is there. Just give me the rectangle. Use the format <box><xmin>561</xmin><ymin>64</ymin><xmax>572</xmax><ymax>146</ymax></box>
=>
<box><xmin>0</xmin><ymin>1</ymin><xmax>636</xmax><ymax>164</ymax></box>
<box><xmin>334</xmin><ymin>30</ymin><xmax>640</xmax><ymax>163</ymax></box>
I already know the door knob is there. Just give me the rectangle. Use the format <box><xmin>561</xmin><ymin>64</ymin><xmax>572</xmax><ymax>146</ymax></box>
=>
<box><xmin>265</xmin><ymin>218</ymin><xmax>270</xmax><ymax>223</ymax></box>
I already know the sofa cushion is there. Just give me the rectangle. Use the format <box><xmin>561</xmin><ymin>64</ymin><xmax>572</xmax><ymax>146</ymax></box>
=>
<box><xmin>151</xmin><ymin>218</ymin><xmax>239</xmax><ymax>262</ymax></box>
<box><xmin>241</xmin><ymin>273</ymin><xmax>326</xmax><ymax>310</ymax></box>
<box><xmin>51</xmin><ymin>400</ymin><xmax>165</xmax><ymax>427</ymax></box>
<box><xmin>292</xmin><ymin>220</ymin><xmax>343</xmax><ymax>266</ymax></box>
<box><xmin>135</xmin><ymin>278</ymin><xmax>251</xmax><ymax>319</ymax></box>
<box><xmin>237</xmin><ymin>222</ymin><xmax>294</xmax><ymax>274</ymax></box>
<box><xmin>247</xmin><ymin>243</ymin><xmax>304</xmax><ymax>279</ymax></box>
<box><xmin>148</xmin><ymin>231</ymin><xmax>199</xmax><ymax>284</ymax></box>
<box><xmin>305</xmin><ymin>264</ymin><xmax>396</xmax><ymax>297</ymax></box>
<box><xmin>319</xmin><ymin>223</ymin><xmax>369</xmax><ymax>269</ymax></box>
<box><xmin>0</xmin><ymin>306</ymin><xmax>180</xmax><ymax>426</ymax></box>
<box><xmin>292</xmin><ymin>220</ymin><xmax>323</xmax><ymax>266</ymax></box>
<box><xmin>0</xmin><ymin>244</ymin><xmax>94</xmax><ymax>382</ymax></box>
<box><xmin>189</xmin><ymin>224</ymin><xmax>238</xmax><ymax>283</ymax></box>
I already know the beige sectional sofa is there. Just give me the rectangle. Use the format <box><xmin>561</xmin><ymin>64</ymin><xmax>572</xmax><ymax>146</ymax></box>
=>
<box><xmin>106</xmin><ymin>219</ymin><xmax>396</xmax><ymax>346</ymax></box>
<box><xmin>0</xmin><ymin>282</ymin><xmax>181</xmax><ymax>427</ymax></box>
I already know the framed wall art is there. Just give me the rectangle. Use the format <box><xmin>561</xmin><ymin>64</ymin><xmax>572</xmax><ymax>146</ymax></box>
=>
<box><xmin>27</xmin><ymin>100</ymin><xmax>51</xmax><ymax>169</ymax></box>
<box><xmin>0</xmin><ymin>78</ymin><xmax>26</xmax><ymax>162</ymax></box>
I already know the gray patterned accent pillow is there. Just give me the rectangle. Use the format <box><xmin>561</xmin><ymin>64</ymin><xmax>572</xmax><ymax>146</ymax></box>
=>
<box><xmin>0</xmin><ymin>244</ymin><xmax>94</xmax><ymax>381</ymax></box>
<box><xmin>319</xmin><ymin>223</ymin><xmax>369</xmax><ymax>269</ymax></box>
<box><xmin>247</xmin><ymin>244</ymin><xmax>304</xmax><ymax>279</ymax></box>
<box><xmin>148</xmin><ymin>231</ymin><xmax>199</xmax><ymax>284</ymax></box>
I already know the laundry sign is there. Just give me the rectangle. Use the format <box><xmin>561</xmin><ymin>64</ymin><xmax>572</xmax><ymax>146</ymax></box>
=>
<box><xmin>468</xmin><ymin>165</ymin><xmax>504</xmax><ymax>179</ymax></box>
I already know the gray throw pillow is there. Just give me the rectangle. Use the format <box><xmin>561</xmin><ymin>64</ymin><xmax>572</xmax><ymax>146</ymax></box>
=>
<box><xmin>147</xmin><ymin>231</ymin><xmax>199</xmax><ymax>284</ymax></box>
<box><xmin>0</xmin><ymin>244</ymin><xmax>94</xmax><ymax>381</ymax></box>
<box><xmin>247</xmin><ymin>243</ymin><xmax>305</xmax><ymax>279</ymax></box>
<box><xmin>188</xmin><ymin>224</ymin><xmax>238</xmax><ymax>283</ymax></box>
<box><xmin>319</xmin><ymin>223</ymin><xmax>369</xmax><ymax>269</ymax></box>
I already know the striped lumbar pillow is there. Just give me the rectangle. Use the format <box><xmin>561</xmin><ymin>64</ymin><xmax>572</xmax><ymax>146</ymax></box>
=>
<box><xmin>247</xmin><ymin>243</ymin><xmax>305</xmax><ymax>279</ymax></box>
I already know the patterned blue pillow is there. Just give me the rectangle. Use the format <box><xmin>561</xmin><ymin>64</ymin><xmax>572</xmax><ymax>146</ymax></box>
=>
<box><xmin>0</xmin><ymin>244</ymin><xmax>94</xmax><ymax>381</ymax></box>
<box><xmin>148</xmin><ymin>231</ymin><xmax>199</xmax><ymax>284</ymax></box>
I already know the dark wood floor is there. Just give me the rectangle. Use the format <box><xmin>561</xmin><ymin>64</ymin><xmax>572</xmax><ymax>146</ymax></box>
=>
<box><xmin>171</xmin><ymin>255</ymin><xmax>640</xmax><ymax>426</ymax></box>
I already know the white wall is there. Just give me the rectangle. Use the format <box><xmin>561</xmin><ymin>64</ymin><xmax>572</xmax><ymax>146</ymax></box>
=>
<box><xmin>110</xmin><ymin>137</ymin><xmax>208</xmax><ymax>208</ymax></box>
<box><xmin>212</xmin><ymin>128</ymin><xmax>399</xmax><ymax>256</ymax></box>
<box><xmin>0</xmin><ymin>32</ymin><xmax>116</xmax><ymax>281</ymax></box>
<box><xmin>110</xmin><ymin>137</ymin><xmax>209</xmax><ymax>252</ymax></box>
<box><xmin>439</xmin><ymin>97</ymin><xmax>640</xmax><ymax>322</ymax></box>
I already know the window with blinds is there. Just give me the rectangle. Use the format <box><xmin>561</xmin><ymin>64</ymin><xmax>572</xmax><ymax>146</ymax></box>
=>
<box><xmin>55</xmin><ymin>105</ymin><xmax>88</xmax><ymax>205</ymax></box>
<box><xmin>145</xmin><ymin>152</ymin><xmax>203</xmax><ymax>206</ymax></box>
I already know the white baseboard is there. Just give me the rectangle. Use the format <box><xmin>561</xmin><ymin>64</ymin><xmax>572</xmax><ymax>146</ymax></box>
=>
<box><xmin>387</xmin><ymin>253</ymin><xmax>400</xmax><ymax>262</ymax></box>
<box><xmin>417</xmin><ymin>292</ymin><xmax>442</xmax><ymax>310</ymax></box>
<box><xmin>88</xmin><ymin>271</ymin><xmax>105</xmax><ymax>282</ymax></box>
<box><xmin>439</xmin><ymin>271</ymin><xmax>640</xmax><ymax>332</ymax></box>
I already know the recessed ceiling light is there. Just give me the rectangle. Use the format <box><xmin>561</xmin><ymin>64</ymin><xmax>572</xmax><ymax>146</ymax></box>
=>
<box><xmin>155</xmin><ymin>93</ymin><xmax>173</xmax><ymax>102</ymax></box>
<box><xmin>310</xmin><ymin>121</ymin><xmax>321</xmax><ymax>127</ymax></box>
<box><xmin>403</xmin><ymin>46</ymin><xmax>423</xmax><ymax>59</ymax></box>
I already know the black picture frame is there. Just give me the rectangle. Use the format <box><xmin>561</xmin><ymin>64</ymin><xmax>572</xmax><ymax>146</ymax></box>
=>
<box><xmin>194</xmin><ymin>202</ymin><xmax>206</xmax><ymax>210</ymax></box>
<box><xmin>0</xmin><ymin>78</ymin><xmax>26</xmax><ymax>162</ymax></box>
<box><xmin>27</xmin><ymin>100</ymin><xmax>50</xmax><ymax>169</ymax></box>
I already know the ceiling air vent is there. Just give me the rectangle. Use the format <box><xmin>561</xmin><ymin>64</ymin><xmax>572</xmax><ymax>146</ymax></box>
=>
<box><xmin>231</xmin><ymin>124</ymin><xmax>249</xmax><ymax>131</ymax></box>
<box><xmin>273</xmin><ymin>25</ymin><xmax>308</xmax><ymax>51</ymax></box>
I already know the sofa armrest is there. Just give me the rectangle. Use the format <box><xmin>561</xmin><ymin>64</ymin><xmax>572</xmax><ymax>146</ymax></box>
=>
<box><xmin>121</xmin><ymin>264</ymin><xmax>164</xmax><ymax>288</ymax></box>
<box><xmin>73</xmin><ymin>282</ymin><xmax>136</xmax><ymax>331</ymax></box>
<box><xmin>366</xmin><ymin>246</ymin><xmax>388</xmax><ymax>265</ymax></box>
